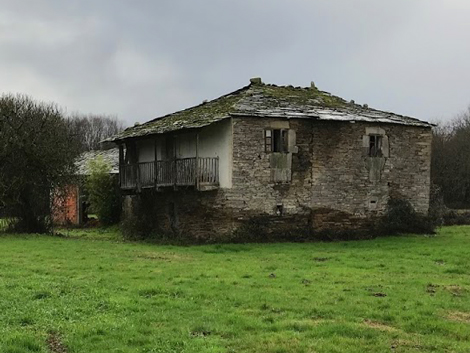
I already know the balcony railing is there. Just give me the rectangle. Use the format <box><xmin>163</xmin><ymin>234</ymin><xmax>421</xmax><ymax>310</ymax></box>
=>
<box><xmin>120</xmin><ymin>157</ymin><xmax>219</xmax><ymax>191</ymax></box>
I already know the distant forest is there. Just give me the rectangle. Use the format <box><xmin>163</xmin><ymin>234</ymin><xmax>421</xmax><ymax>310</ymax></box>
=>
<box><xmin>432</xmin><ymin>106</ymin><xmax>470</xmax><ymax>209</ymax></box>
<box><xmin>66</xmin><ymin>114</ymin><xmax>125</xmax><ymax>152</ymax></box>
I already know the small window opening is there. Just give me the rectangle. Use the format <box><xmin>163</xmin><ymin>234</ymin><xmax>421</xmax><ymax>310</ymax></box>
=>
<box><xmin>265</xmin><ymin>129</ymin><xmax>288</xmax><ymax>153</ymax></box>
<box><xmin>369</xmin><ymin>135</ymin><xmax>383</xmax><ymax>157</ymax></box>
<box><xmin>276</xmin><ymin>204</ymin><xmax>284</xmax><ymax>216</ymax></box>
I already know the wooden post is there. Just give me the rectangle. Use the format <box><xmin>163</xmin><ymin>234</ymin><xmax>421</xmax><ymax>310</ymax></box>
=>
<box><xmin>173</xmin><ymin>135</ymin><xmax>177</xmax><ymax>188</ymax></box>
<box><xmin>216</xmin><ymin>156</ymin><xmax>219</xmax><ymax>185</ymax></box>
<box><xmin>133</xmin><ymin>142</ymin><xmax>141</xmax><ymax>192</ymax></box>
<box><xmin>154</xmin><ymin>138</ymin><xmax>158</xmax><ymax>189</ymax></box>
<box><xmin>195</xmin><ymin>133</ymin><xmax>199</xmax><ymax>190</ymax></box>
<box><xmin>118</xmin><ymin>144</ymin><xmax>124</xmax><ymax>187</ymax></box>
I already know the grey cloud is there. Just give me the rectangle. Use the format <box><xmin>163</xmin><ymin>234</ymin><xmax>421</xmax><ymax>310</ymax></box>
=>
<box><xmin>0</xmin><ymin>0</ymin><xmax>469</xmax><ymax>125</ymax></box>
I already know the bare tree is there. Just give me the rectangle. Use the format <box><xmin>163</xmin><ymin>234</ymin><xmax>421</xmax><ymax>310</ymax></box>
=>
<box><xmin>67</xmin><ymin>114</ymin><xmax>125</xmax><ymax>152</ymax></box>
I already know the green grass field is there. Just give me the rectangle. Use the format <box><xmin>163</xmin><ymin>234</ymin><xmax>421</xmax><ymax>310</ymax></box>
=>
<box><xmin>0</xmin><ymin>226</ymin><xmax>469</xmax><ymax>353</ymax></box>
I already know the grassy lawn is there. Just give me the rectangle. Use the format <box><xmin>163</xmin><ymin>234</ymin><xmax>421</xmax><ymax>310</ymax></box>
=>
<box><xmin>0</xmin><ymin>227</ymin><xmax>469</xmax><ymax>352</ymax></box>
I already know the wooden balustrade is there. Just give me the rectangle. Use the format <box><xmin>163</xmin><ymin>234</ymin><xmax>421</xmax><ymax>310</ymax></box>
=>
<box><xmin>120</xmin><ymin>157</ymin><xmax>219</xmax><ymax>190</ymax></box>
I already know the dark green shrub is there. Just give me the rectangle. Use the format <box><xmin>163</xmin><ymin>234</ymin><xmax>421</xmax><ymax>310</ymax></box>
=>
<box><xmin>86</xmin><ymin>156</ymin><xmax>120</xmax><ymax>226</ymax></box>
<box><xmin>442</xmin><ymin>209</ymin><xmax>470</xmax><ymax>225</ymax></box>
<box><xmin>378</xmin><ymin>198</ymin><xmax>435</xmax><ymax>235</ymax></box>
<box><xmin>428</xmin><ymin>184</ymin><xmax>446</xmax><ymax>227</ymax></box>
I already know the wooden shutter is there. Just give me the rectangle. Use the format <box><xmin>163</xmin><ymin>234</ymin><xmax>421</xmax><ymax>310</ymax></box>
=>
<box><xmin>381</xmin><ymin>135</ymin><xmax>390</xmax><ymax>157</ymax></box>
<box><xmin>362</xmin><ymin>135</ymin><xmax>370</xmax><ymax>157</ymax></box>
<box><xmin>287</xmin><ymin>129</ymin><xmax>297</xmax><ymax>153</ymax></box>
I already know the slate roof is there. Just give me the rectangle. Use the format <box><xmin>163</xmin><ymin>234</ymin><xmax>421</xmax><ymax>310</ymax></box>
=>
<box><xmin>75</xmin><ymin>148</ymin><xmax>119</xmax><ymax>175</ymax></box>
<box><xmin>108</xmin><ymin>79</ymin><xmax>432</xmax><ymax>142</ymax></box>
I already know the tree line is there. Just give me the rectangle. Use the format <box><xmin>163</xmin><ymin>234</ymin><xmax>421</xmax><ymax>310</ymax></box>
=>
<box><xmin>0</xmin><ymin>94</ymin><xmax>124</xmax><ymax>233</ymax></box>
<box><xmin>67</xmin><ymin>113</ymin><xmax>124</xmax><ymax>152</ymax></box>
<box><xmin>1</xmin><ymin>92</ymin><xmax>469</xmax><ymax>234</ymax></box>
<box><xmin>431</xmin><ymin>107</ymin><xmax>470</xmax><ymax>209</ymax></box>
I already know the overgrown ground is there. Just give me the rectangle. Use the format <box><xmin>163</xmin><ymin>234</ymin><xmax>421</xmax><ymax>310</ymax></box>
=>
<box><xmin>0</xmin><ymin>226</ymin><xmax>469</xmax><ymax>352</ymax></box>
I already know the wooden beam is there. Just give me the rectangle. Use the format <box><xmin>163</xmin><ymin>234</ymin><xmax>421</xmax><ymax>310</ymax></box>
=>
<box><xmin>154</xmin><ymin>138</ymin><xmax>158</xmax><ymax>188</ymax></box>
<box><xmin>173</xmin><ymin>135</ymin><xmax>177</xmax><ymax>188</ymax></box>
<box><xmin>195</xmin><ymin>133</ymin><xmax>199</xmax><ymax>190</ymax></box>
<box><xmin>118</xmin><ymin>144</ymin><xmax>124</xmax><ymax>187</ymax></box>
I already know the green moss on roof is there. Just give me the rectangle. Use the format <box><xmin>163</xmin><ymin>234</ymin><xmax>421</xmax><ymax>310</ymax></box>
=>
<box><xmin>113</xmin><ymin>86</ymin><xmax>247</xmax><ymax>140</ymax></box>
<box><xmin>109</xmin><ymin>80</ymin><xmax>431</xmax><ymax>142</ymax></box>
<box><xmin>258</xmin><ymin>84</ymin><xmax>350</xmax><ymax>109</ymax></box>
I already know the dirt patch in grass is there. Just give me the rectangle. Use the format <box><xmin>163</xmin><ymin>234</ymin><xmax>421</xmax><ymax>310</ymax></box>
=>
<box><xmin>363</xmin><ymin>319</ymin><xmax>398</xmax><ymax>332</ymax></box>
<box><xmin>313</xmin><ymin>257</ymin><xmax>330</xmax><ymax>262</ymax></box>
<box><xmin>443</xmin><ymin>285</ymin><xmax>467</xmax><ymax>297</ymax></box>
<box><xmin>426</xmin><ymin>283</ymin><xmax>439</xmax><ymax>295</ymax></box>
<box><xmin>190</xmin><ymin>328</ymin><xmax>212</xmax><ymax>338</ymax></box>
<box><xmin>390</xmin><ymin>338</ymin><xmax>424</xmax><ymax>351</ymax></box>
<box><xmin>46</xmin><ymin>332</ymin><xmax>67</xmax><ymax>353</ymax></box>
<box><xmin>447</xmin><ymin>311</ymin><xmax>470</xmax><ymax>323</ymax></box>
<box><xmin>135</xmin><ymin>252</ymin><xmax>190</xmax><ymax>261</ymax></box>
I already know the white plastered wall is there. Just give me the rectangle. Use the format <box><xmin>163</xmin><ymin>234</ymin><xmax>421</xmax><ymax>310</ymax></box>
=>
<box><xmin>137</xmin><ymin>139</ymin><xmax>155</xmax><ymax>162</ymax></box>
<box><xmin>198</xmin><ymin>119</ymin><xmax>233</xmax><ymax>188</ymax></box>
<box><xmin>174</xmin><ymin>132</ymin><xmax>196</xmax><ymax>158</ymax></box>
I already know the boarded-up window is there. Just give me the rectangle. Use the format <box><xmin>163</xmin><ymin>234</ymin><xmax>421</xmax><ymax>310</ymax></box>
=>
<box><xmin>265</xmin><ymin>129</ymin><xmax>289</xmax><ymax>153</ymax></box>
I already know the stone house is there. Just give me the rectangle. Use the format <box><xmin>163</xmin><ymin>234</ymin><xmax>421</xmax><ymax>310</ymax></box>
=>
<box><xmin>108</xmin><ymin>78</ymin><xmax>433</xmax><ymax>240</ymax></box>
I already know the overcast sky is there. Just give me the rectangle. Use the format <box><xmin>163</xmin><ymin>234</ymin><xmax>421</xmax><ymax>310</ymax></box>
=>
<box><xmin>1</xmin><ymin>0</ymin><xmax>469</xmax><ymax>126</ymax></box>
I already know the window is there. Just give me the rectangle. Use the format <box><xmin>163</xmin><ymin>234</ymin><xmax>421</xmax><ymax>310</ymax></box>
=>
<box><xmin>369</xmin><ymin>135</ymin><xmax>383</xmax><ymax>157</ymax></box>
<box><xmin>265</xmin><ymin>129</ymin><xmax>288</xmax><ymax>152</ymax></box>
<box><xmin>362</xmin><ymin>129</ymin><xmax>389</xmax><ymax>158</ymax></box>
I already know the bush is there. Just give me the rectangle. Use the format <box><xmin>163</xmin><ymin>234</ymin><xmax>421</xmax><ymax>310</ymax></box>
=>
<box><xmin>378</xmin><ymin>198</ymin><xmax>436</xmax><ymax>235</ymax></box>
<box><xmin>442</xmin><ymin>209</ymin><xmax>470</xmax><ymax>226</ymax></box>
<box><xmin>86</xmin><ymin>156</ymin><xmax>120</xmax><ymax>226</ymax></box>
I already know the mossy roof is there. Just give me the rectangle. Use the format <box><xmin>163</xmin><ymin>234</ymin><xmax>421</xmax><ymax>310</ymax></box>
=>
<box><xmin>108</xmin><ymin>81</ymin><xmax>433</xmax><ymax>142</ymax></box>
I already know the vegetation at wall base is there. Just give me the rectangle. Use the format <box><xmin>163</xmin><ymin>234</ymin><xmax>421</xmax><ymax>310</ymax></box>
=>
<box><xmin>1</xmin><ymin>226</ymin><xmax>470</xmax><ymax>352</ymax></box>
<box><xmin>120</xmin><ymin>197</ymin><xmax>439</xmax><ymax>244</ymax></box>
<box><xmin>442</xmin><ymin>209</ymin><xmax>470</xmax><ymax>226</ymax></box>
<box><xmin>377</xmin><ymin>198</ymin><xmax>436</xmax><ymax>236</ymax></box>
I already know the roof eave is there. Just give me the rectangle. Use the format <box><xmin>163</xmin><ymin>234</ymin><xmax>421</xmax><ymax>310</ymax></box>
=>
<box><xmin>106</xmin><ymin>115</ymin><xmax>233</xmax><ymax>143</ymax></box>
<box><xmin>230</xmin><ymin>112</ymin><xmax>433</xmax><ymax>128</ymax></box>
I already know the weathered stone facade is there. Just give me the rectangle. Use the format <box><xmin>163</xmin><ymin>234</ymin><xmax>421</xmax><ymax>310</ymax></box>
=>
<box><xmin>123</xmin><ymin>116</ymin><xmax>432</xmax><ymax>240</ymax></box>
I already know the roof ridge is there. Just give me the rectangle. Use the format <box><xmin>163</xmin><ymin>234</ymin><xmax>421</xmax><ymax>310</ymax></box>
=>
<box><xmin>108</xmin><ymin>79</ymin><xmax>433</xmax><ymax>142</ymax></box>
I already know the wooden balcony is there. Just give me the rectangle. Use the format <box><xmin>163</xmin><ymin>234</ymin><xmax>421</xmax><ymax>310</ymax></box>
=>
<box><xmin>120</xmin><ymin>157</ymin><xmax>219</xmax><ymax>191</ymax></box>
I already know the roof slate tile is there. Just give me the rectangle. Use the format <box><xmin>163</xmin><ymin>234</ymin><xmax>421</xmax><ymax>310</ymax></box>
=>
<box><xmin>108</xmin><ymin>81</ymin><xmax>432</xmax><ymax>142</ymax></box>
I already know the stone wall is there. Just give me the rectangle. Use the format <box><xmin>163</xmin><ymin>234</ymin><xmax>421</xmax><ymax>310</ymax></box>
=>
<box><xmin>308</xmin><ymin>121</ymin><xmax>432</xmax><ymax>216</ymax></box>
<box><xmin>122</xmin><ymin>117</ymin><xmax>432</xmax><ymax>239</ymax></box>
